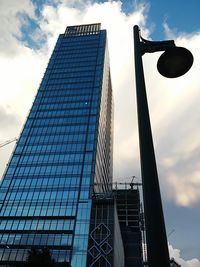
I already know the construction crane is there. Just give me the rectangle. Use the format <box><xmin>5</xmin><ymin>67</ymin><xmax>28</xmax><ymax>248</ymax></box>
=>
<box><xmin>130</xmin><ymin>176</ymin><xmax>136</xmax><ymax>189</ymax></box>
<box><xmin>0</xmin><ymin>138</ymin><xmax>17</xmax><ymax>149</ymax></box>
<box><xmin>113</xmin><ymin>176</ymin><xmax>142</xmax><ymax>188</ymax></box>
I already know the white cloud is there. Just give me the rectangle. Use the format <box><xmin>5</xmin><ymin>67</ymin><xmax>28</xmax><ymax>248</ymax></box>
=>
<box><xmin>0</xmin><ymin>0</ymin><xmax>150</xmax><ymax>180</ymax></box>
<box><xmin>148</xmin><ymin>28</ymin><xmax>200</xmax><ymax>206</ymax></box>
<box><xmin>0</xmin><ymin>0</ymin><xmax>35</xmax><ymax>56</ymax></box>
<box><xmin>169</xmin><ymin>244</ymin><xmax>200</xmax><ymax>267</ymax></box>
<box><xmin>0</xmin><ymin>0</ymin><xmax>48</xmax><ymax>175</ymax></box>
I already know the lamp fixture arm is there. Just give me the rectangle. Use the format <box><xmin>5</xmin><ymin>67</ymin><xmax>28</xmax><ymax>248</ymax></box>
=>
<box><xmin>139</xmin><ymin>33</ymin><xmax>175</xmax><ymax>55</ymax></box>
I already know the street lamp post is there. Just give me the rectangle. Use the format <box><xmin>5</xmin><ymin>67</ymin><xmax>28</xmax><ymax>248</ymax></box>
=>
<box><xmin>133</xmin><ymin>25</ymin><xmax>193</xmax><ymax>267</ymax></box>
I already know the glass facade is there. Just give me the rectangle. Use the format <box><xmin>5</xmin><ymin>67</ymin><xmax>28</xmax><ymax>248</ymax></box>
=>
<box><xmin>0</xmin><ymin>23</ymin><xmax>113</xmax><ymax>266</ymax></box>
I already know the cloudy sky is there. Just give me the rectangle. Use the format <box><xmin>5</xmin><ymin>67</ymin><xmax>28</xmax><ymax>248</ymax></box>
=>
<box><xmin>0</xmin><ymin>0</ymin><xmax>200</xmax><ymax>266</ymax></box>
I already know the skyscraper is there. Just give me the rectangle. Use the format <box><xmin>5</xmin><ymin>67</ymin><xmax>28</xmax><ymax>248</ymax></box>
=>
<box><xmin>0</xmin><ymin>23</ymin><xmax>114</xmax><ymax>266</ymax></box>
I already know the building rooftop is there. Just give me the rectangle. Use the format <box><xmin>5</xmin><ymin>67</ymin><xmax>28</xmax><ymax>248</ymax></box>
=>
<box><xmin>65</xmin><ymin>23</ymin><xmax>101</xmax><ymax>36</ymax></box>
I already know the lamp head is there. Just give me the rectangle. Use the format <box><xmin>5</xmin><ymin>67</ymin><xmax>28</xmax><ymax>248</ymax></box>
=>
<box><xmin>157</xmin><ymin>47</ymin><xmax>193</xmax><ymax>78</ymax></box>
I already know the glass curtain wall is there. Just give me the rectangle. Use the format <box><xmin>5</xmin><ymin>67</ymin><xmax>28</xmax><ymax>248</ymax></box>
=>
<box><xmin>0</xmin><ymin>24</ymin><xmax>113</xmax><ymax>267</ymax></box>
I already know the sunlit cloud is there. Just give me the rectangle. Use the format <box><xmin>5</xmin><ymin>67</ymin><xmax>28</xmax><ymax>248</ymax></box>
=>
<box><xmin>148</xmin><ymin>25</ymin><xmax>200</xmax><ymax>206</ymax></box>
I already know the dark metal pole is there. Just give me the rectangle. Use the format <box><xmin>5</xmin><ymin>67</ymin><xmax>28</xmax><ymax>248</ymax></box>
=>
<box><xmin>133</xmin><ymin>25</ymin><xmax>170</xmax><ymax>267</ymax></box>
